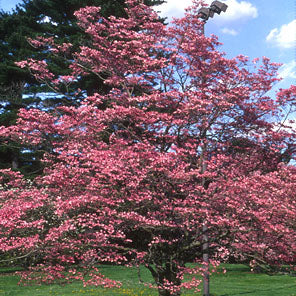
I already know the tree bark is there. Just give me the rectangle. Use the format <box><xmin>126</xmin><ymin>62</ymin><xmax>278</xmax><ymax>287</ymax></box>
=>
<box><xmin>200</xmin><ymin>143</ymin><xmax>209</xmax><ymax>296</ymax></box>
<box><xmin>148</xmin><ymin>264</ymin><xmax>182</xmax><ymax>296</ymax></box>
<box><xmin>202</xmin><ymin>224</ymin><xmax>210</xmax><ymax>296</ymax></box>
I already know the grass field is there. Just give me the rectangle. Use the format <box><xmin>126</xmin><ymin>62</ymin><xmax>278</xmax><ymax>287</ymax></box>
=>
<box><xmin>0</xmin><ymin>264</ymin><xmax>295</xmax><ymax>296</ymax></box>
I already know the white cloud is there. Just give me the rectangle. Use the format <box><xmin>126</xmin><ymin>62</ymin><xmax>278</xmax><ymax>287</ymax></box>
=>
<box><xmin>221</xmin><ymin>27</ymin><xmax>238</xmax><ymax>35</ymax></box>
<box><xmin>266</xmin><ymin>20</ymin><xmax>296</xmax><ymax>49</ymax></box>
<box><xmin>214</xmin><ymin>0</ymin><xmax>258</xmax><ymax>23</ymax></box>
<box><xmin>157</xmin><ymin>0</ymin><xmax>192</xmax><ymax>19</ymax></box>
<box><xmin>157</xmin><ymin>0</ymin><xmax>258</xmax><ymax>24</ymax></box>
<box><xmin>278</xmin><ymin>61</ymin><xmax>296</xmax><ymax>80</ymax></box>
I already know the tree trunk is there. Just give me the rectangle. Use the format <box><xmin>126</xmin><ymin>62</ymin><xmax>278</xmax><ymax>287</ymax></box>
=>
<box><xmin>147</xmin><ymin>263</ymin><xmax>182</xmax><ymax>296</ymax></box>
<box><xmin>12</xmin><ymin>156</ymin><xmax>19</xmax><ymax>169</ymax></box>
<box><xmin>200</xmin><ymin>143</ymin><xmax>209</xmax><ymax>296</ymax></box>
<box><xmin>202</xmin><ymin>224</ymin><xmax>210</xmax><ymax>296</ymax></box>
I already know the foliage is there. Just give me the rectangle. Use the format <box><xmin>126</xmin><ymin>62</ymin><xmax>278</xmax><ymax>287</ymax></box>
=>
<box><xmin>0</xmin><ymin>8</ymin><xmax>43</xmax><ymax>176</ymax></box>
<box><xmin>0</xmin><ymin>0</ymin><xmax>164</xmax><ymax>176</ymax></box>
<box><xmin>0</xmin><ymin>1</ymin><xmax>296</xmax><ymax>295</ymax></box>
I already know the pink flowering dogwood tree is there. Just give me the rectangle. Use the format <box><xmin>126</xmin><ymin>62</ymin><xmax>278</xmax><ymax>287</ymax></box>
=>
<box><xmin>0</xmin><ymin>1</ymin><xmax>296</xmax><ymax>295</ymax></box>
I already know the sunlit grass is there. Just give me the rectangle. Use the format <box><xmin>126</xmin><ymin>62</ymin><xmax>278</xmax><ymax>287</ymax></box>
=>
<box><xmin>0</xmin><ymin>264</ymin><xmax>295</xmax><ymax>295</ymax></box>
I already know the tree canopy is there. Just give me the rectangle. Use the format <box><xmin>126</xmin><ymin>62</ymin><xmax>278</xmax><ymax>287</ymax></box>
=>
<box><xmin>0</xmin><ymin>1</ymin><xmax>295</xmax><ymax>295</ymax></box>
<box><xmin>0</xmin><ymin>0</ymin><xmax>164</xmax><ymax>176</ymax></box>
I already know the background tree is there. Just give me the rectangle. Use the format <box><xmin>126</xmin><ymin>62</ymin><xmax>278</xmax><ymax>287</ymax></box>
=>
<box><xmin>0</xmin><ymin>9</ymin><xmax>43</xmax><ymax>175</ymax></box>
<box><xmin>0</xmin><ymin>0</ymin><xmax>164</xmax><ymax>176</ymax></box>
<box><xmin>0</xmin><ymin>1</ymin><xmax>295</xmax><ymax>295</ymax></box>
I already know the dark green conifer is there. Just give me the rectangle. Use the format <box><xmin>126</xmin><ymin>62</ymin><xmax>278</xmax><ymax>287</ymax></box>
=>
<box><xmin>0</xmin><ymin>0</ymin><xmax>164</xmax><ymax>176</ymax></box>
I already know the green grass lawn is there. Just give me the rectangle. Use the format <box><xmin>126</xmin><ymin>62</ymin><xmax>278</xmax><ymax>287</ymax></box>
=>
<box><xmin>0</xmin><ymin>264</ymin><xmax>295</xmax><ymax>296</ymax></box>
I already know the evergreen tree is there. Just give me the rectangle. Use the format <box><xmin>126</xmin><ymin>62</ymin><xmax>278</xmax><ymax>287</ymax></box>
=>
<box><xmin>0</xmin><ymin>9</ymin><xmax>43</xmax><ymax>175</ymax></box>
<box><xmin>0</xmin><ymin>0</ymin><xmax>164</xmax><ymax>176</ymax></box>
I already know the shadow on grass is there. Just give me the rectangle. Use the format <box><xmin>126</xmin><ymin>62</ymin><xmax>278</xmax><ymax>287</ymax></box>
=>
<box><xmin>0</xmin><ymin>266</ymin><xmax>23</xmax><ymax>274</ymax></box>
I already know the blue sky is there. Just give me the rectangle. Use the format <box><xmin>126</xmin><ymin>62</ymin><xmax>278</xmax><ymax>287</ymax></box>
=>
<box><xmin>157</xmin><ymin>0</ymin><xmax>295</xmax><ymax>92</ymax></box>
<box><xmin>0</xmin><ymin>0</ymin><xmax>20</xmax><ymax>12</ymax></box>
<box><xmin>1</xmin><ymin>0</ymin><xmax>295</xmax><ymax>91</ymax></box>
